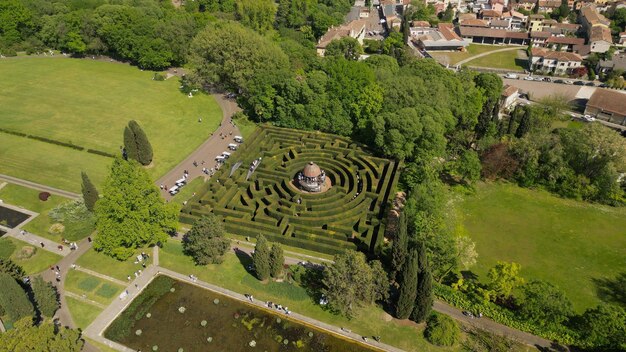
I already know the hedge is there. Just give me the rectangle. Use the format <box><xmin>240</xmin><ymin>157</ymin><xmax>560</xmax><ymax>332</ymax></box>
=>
<box><xmin>0</xmin><ymin>127</ymin><xmax>116</xmax><ymax>156</ymax></box>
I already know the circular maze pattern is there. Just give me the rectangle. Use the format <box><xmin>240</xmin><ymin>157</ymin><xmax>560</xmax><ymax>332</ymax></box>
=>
<box><xmin>181</xmin><ymin>126</ymin><xmax>400</xmax><ymax>256</ymax></box>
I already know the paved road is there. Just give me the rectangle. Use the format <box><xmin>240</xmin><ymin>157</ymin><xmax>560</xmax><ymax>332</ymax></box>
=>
<box><xmin>0</xmin><ymin>173</ymin><xmax>80</xmax><ymax>199</ymax></box>
<box><xmin>155</xmin><ymin>94</ymin><xmax>241</xmax><ymax>201</ymax></box>
<box><xmin>455</xmin><ymin>46</ymin><xmax>523</xmax><ymax>67</ymax></box>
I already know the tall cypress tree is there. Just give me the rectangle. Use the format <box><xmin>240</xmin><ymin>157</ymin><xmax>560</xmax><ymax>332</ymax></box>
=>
<box><xmin>395</xmin><ymin>249</ymin><xmax>419</xmax><ymax>319</ymax></box>
<box><xmin>129</xmin><ymin>120</ymin><xmax>153</xmax><ymax>165</ymax></box>
<box><xmin>412</xmin><ymin>242</ymin><xmax>433</xmax><ymax>323</ymax></box>
<box><xmin>390</xmin><ymin>211</ymin><xmax>409</xmax><ymax>283</ymax></box>
<box><xmin>269</xmin><ymin>244</ymin><xmax>284</xmax><ymax>278</ymax></box>
<box><xmin>81</xmin><ymin>171</ymin><xmax>99</xmax><ymax>212</ymax></box>
<box><xmin>123</xmin><ymin>125</ymin><xmax>138</xmax><ymax>162</ymax></box>
<box><xmin>252</xmin><ymin>235</ymin><xmax>271</xmax><ymax>281</ymax></box>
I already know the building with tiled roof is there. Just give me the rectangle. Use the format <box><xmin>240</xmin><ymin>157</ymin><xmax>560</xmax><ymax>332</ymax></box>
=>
<box><xmin>579</xmin><ymin>4</ymin><xmax>612</xmax><ymax>53</ymax></box>
<box><xmin>589</xmin><ymin>26</ymin><xmax>613</xmax><ymax>52</ymax></box>
<box><xmin>316</xmin><ymin>19</ymin><xmax>367</xmax><ymax>56</ymax></box>
<box><xmin>585</xmin><ymin>89</ymin><xmax>626</xmax><ymax>125</ymax></box>
<box><xmin>460</xmin><ymin>19</ymin><xmax>490</xmax><ymax>27</ymax></box>
<box><xmin>411</xmin><ymin>23</ymin><xmax>471</xmax><ymax>50</ymax></box>
<box><xmin>459</xmin><ymin>26</ymin><xmax>531</xmax><ymax>44</ymax></box>
<box><xmin>530</xmin><ymin>47</ymin><xmax>583</xmax><ymax>74</ymax></box>
<box><xmin>538</xmin><ymin>0</ymin><xmax>562</xmax><ymax>12</ymax></box>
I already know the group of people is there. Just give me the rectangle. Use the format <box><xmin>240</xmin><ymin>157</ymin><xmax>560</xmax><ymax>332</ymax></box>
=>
<box><xmin>265</xmin><ymin>301</ymin><xmax>292</xmax><ymax>315</ymax></box>
<box><xmin>189</xmin><ymin>274</ymin><xmax>198</xmax><ymax>282</ymax></box>
<box><xmin>50</xmin><ymin>265</ymin><xmax>63</xmax><ymax>282</ymax></box>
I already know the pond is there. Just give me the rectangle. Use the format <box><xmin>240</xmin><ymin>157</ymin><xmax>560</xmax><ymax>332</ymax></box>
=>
<box><xmin>0</xmin><ymin>206</ymin><xmax>30</xmax><ymax>229</ymax></box>
<box><xmin>106</xmin><ymin>276</ymin><xmax>376</xmax><ymax>352</ymax></box>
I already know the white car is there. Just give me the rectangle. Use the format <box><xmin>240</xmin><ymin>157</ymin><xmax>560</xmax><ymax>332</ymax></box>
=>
<box><xmin>168</xmin><ymin>186</ymin><xmax>179</xmax><ymax>195</ymax></box>
<box><xmin>583</xmin><ymin>115</ymin><xmax>596</xmax><ymax>122</ymax></box>
<box><xmin>504</xmin><ymin>73</ymin><xmax>518</xmax><ymax>79</ymax></box>
<box><xmin>523</xmin><ymin>76</ymin><xmax>534</xmax><ymax>81</ymax></box>
<box><xmin>564</xmin><ymin>80</ymin><xmax>574</xmax><ymax>85</ymax></box>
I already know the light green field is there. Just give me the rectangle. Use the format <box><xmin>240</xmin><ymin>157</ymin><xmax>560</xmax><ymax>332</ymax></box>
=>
<box><xmin>0</xmin><ymin>237</ymin><xmax>62</xmax><ymax>274</ymax></box>
<box><xmin>428</xmin><ymin>44</ymin><xmax>519</xmax><ymax>65</ymax></box>
<box><xmin>76</xmin><ymin>247</ymin><xmax>152</xmax><ymax>282</ymax></box>
<box><xmin>0</xmin><ymin>57</ymin><xmax>223</xmax><ymax>191</ymax></box>
<box><xmin>66</xmin><ymin>296</ymin><xmax>103</xmax><ymax>330</ymax></box>
<box><xmin>159</xmin><ymin>241</ymin><xmax>451</xmax><ymax>352</ymax></box>
<box><xmin>460</xmin><ymin>182</ymin><xmax>626</xmax><ymax>312</ymax></box>
<box><xmin>465</xmin><ymin>49</ymin><xmax>527</xmax><ymax>71</ymax></box>
<box><xmin>65</xmin><ymin>270</ymin><xmax>124</xmax><ymax>305</ymax></box>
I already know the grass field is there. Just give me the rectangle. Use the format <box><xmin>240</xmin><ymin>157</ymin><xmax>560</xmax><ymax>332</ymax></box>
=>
<box><xmin>66</xmin><ymin>296</ymin><xmax>103</xmax><ymax>330</ymax></box>
<box><xmin>76</xmin><ymin>247</ymin><xmax>152</xmax><ymax>282</ymax></box>
<box><xmin>0</xmin><ymin>237</ymin><xmax>62</xmax><ymax>274</ymax></box>
<box><xmin>65</xmin><ymin>270</ymin><xmax>124</xmax><ymax>305</ymax></box>
<box><xmin>0</xmin><ymin>57</ymin><xmax>223</xmax><ymax>191</ymax></box>
<box><xmin>428</xmin><ymin>44</ymin><xmax>519</xmax><ymax>65</ymax></box>
<box><xmin>465</xmin><ymin>49</ymin><xmax>527</xmax><ymax>71</ymax></box>
<box><xmin>460</xmin><ymin>182</ymin><xmax>626</xmax><ymax>312</ymax></box>
<box><xmin>159</xmin><ymin>241</ymin><xmax>451</xmax><ymax>352</ymax></box>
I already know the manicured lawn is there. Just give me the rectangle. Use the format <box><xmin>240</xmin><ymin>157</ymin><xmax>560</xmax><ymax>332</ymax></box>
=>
<box><xmin>66</xmin><ymin>297</ymin><xmax>103</xmax><ymax>330</ymax></box>
<box><xmin>465</xmin><ymin>49</ymin><xmax>527</xmax><ymax>70</ymax></box>
<box><xmin>0</xmin><ymin>183</ymin><xmax>94</xmax><ymax>242</ymax></box>
<box><xmin>460</xmin><ymin>182</ymin><xmax>626</xmax><ymax>312</ymax></box>
<box><xmin>85</xmin><ymin>338</ymin><xmax>118</xmax><ymax>352</ymax></box>
<box><xmin>76</xmin><ymin>247</ymin><xmax>152</xmax><ymax>282</ymax></box>
<box><xmin>0</xmin><ymin>57</ymin><xmax>223</xmax><ymax>191</ymax></box>
<box><xmin>0</xmin><ymin>237</ymin><xmax>62</xmax><ymax>274</ymax></box>
<box><xmin>234</xmin><ymin>116</ymin><xmax>258</xmax><ymax>139</ymax></box>
<box><xmin>429</xmin><ymin>44</ymin><xmax>519</xmax><ymax>65</ymax></box>
<box><xmin>159</xmin><ymin>241</ymin><xmax>451</xmax><ymax>352</ymax></box>
<box><xmin>170</xmin><ymin>178</ymin><xmax>205</xmax><ymax>206</ymax></box>
<box><xmin>65</xmin><ymin>270</ymin><xmax>124</xmax><ymax>305</ymax></box>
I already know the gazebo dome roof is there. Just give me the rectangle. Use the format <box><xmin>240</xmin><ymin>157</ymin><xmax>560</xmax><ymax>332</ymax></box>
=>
<box><xmin>302</xmin><ymin>162</ymin><xmax>321</xmax><ymax>178</ymax></box>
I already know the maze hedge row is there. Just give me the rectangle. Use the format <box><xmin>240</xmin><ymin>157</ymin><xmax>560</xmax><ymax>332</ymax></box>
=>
<box><xmin>181</xmin><ymin>126</ymin><xmax>400</xmax><ymax>256</ymax></box>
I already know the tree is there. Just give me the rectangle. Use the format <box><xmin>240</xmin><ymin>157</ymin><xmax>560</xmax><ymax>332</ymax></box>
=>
<box><xmin>31</xmin><ymin>276</ymin><xmax>59</xmax><ymax>318</ymax></box>
<box><xmin>235</xmin><ymin>0</ymin><xmax>276</xmax><ymax>34</ymax></box>
<box><xmin>324</xmin><ymin>37</ymin><xmax>363</xmax><ymax>61</ymax></box>
<box><xmin>252</xmin><ymin>235</ymin><xmax>271</xmax><ymax>281</ymax></box>
<box><xmin>390</xmin><ymin>211</ymin><xmax>409</xmax><ymax>283</ymax></box>
<box><xmin>269</xmin><ymin>244</ymin><xmax>285</xmax><ymax>278</ymax></box>
<box><xmin>424</xmin><ymin>313</ymin><xmax>460</xmax><ymax>346</ymax></box>
<box><xmin>395</xmin><ymin>250</ymin><xmax>419</xmax><ymax>319</ymax></box>
<box><xmin>123</xmin><ymin>120</ymin><xmax>153</xmax><ymax>166</ymax></box>
<box><xmin>321</xmin><ymin>250</ymin><xmax>387</xmax><ymax>318</ymax></box>
<box><xmin>370</xmin><ymin>260</ymin><xmax>390</xmax><ymax>303</ymax></box>
<box><xmin>94</xmin><ymin>158</ymin><xmax>178</xmax><ymax>260</ymax></box>
<box><xmin>453</xmin><ymin>150</ymin><xmax>481</xmax><ymax>183</ymax></box>
<box><xmin>412</xmin><ymin>242</ymin><xmax>433</xmax><ymax>323</ymax></box>
<box><xmin>487</xmin><ymin>261</ymin><xmax>524</xmax><ymax>301</ymax></box>
<box><xmin>182</xmin><ymin>215</ymin><xmax>230</xmax><ymax>265</ymax></box>
<box><xmin>520</xmin><ymin>280</ymin><xmax>573</xmax><ymax>326</ymax></box>
<box><xmin>80</xmin><ymin>171</ymin><xmax>99</xmax><ymax>212</ymax></box>
<box><xmin>0</xmin><ymin>258</ymin><xmax>25</xmax><ymax>280</ymax></box>
<box><xmin>0</xmin><ymin>273</ymin><xmax>34</xmax><ymax>323</ymax></box>
<box><xmin>576</xmin><ymin>303</ymin><xmax>626</xmax><ymax>350</ymax></box>
<box><xmin>0</xmin><ymin>316</ymin><xmax>83</xmax><ymax>352</ymax></box>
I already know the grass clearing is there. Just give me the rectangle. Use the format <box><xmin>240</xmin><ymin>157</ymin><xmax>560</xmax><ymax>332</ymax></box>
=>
<box><xmin>65</xmin><ymin>270</ymin><xmax>124</xmax><ymax>305</ymax></box>
<box><xmin>465</xmin><ymin>49</ymin><xmax>527</xmax><ymax>70</ymax></box>
<box><xmin>159</xmin><ymin>241</ymin><xmax>450</xmax><ymax>352</ymax></box>
<box><xmin>460</xmin><ymin>182</ymin><xmax>626</xmax><ymax>312</ymax></box>
<box><xmin>66</xmin><ymin>297</ymin><xmax>103</xmax><ymax>330</ymax></box>
<box><xmin>0</xmin><ymin>237</ymin><xmax>62</xmax><ymax>274</ymax></box>
<box><xmin>0</xmin><ymin>57</ymin><xmax>223</xmax><ymax>191</ymax></box>
<box><xmin>428</xmin><ymin>44</ymin><xmax>519</xmax><ymax>65</ymax></box>
<box><xmin>170</xmin><ymin>178</ymin><xmax>205</xmax><ymax>207</ymax></box>
<box><xmin>76</xmin><ymin>247</ymin><xmax>152</xmax><ymax>282</ymax></box>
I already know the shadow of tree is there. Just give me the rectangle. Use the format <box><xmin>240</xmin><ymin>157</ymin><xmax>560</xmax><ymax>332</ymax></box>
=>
<box><xmin>593</xmin><ymin>272</ymin><xmax>626</xmax><ymax>307</ymax></box>
<box><xmin>233</xmin><ymin>248</ymin><xmax>255</xmax><ymax>276</ymax></box>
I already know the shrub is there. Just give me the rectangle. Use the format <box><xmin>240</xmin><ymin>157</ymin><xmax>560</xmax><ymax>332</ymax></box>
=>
<box><xmin>424</xmin><ymin>313</ymin><xmax>460</xmax><ymax>346</ymax></box>
<box><xmin>153</xmin><ymin>73</ymin><xmax>166</xmax><ymax>81</ymax></box>
<box><xmin>39</xmin><ymin>192</ymin><xmax>51</xmax><ymax>201</ymax></box>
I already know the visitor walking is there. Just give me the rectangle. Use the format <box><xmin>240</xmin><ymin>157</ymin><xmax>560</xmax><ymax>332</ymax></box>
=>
<box><xmin>40</xmin><ymin>242</ymin><xmax>44</xmax><ymax>248</ymax></box>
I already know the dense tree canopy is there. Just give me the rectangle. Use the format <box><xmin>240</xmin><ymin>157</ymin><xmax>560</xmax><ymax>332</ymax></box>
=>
<box><xmin>94</xmin><ymin>158</ymin><xmax>178</xmax><ymax>260</ymax></box>
<box><xmin>182</xmin><ymin>214</ymin><xmax>230</xmax><ymax>265</ymax></box>
<box><xmin>235</xmin><ymin>0</ymin><xmax>276</xmax><ymax>34</ymax></box>
<box><xmin>0</xmin><ymin>316</ymin><xmax>84</xmax><ymax>352</ymax></box>
<box><xmin>0</xmin><ymin>273</ymin><xmax>34</xmax><ymax>323</ymax></box>
<box><xmin>31</xmin><ymin>276</ymin><xmax>59</xmax><ymax>318</ymax></box>
<box><xmin>520</xmin><ymin>280</ymin><xmax>573</xmax><ymax>326</ymax></box>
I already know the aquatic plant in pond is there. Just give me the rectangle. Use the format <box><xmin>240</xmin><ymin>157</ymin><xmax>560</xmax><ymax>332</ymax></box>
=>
<box><xmin>106</xmin><ymin>276</ymin><xmax>375</xmax><ymax>352</ymax></box>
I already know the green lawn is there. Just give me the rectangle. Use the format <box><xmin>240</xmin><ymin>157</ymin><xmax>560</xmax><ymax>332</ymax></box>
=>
<box><xmin>85</xmin><ymin>338</ymin><xmax>118</xmax><ymax>352</ymax></box>
<box><xmin>429</xmin><ymin>44</ymin><xmax>519</xmax><ymax>65</ymax></box>
<box><xmin>159</xmin><ymin>241</ymin><xmax>452</xmax><ymax>352</ymax></box>
<box><xmin>76</xmin><ymin>247</ymin><xmax>152</xmax><ymax>282</ymax></box>
<box><xmin>0</xmin><ymin>237</ymin><xmax>62</xmax><ymax>274</ymax></box>
<box><xmin>170</xmin><ymin>178</ymin><xmax>205</xmax><ymax>207</ymax></box>
<box><xmin>0</xmin><ymin>57</ymin><xmax>223</xmax><ymax>191</ymax></box>
<box><xmin>65</xmin><ymin>270</ymin><xmax>124</xmax><ymax>305</ymax></box>
<box><xmin>465</xmin><ymin>49</ymin><xmax>527</xmax><ymax>71</ymax></box>
<box><xmin>66</xmin><ymin>296</ymin><xmax>103</xmax><ymax>330</ymax></box>
<box><xmin>0</xmin><ymin>183</ymin><xmax>93</xmax><ymax>242</ymax></box>
<box><xmin>460</xmin><ymin>182</ymin><xmax>626</xmax><ymax>312</ymax></box>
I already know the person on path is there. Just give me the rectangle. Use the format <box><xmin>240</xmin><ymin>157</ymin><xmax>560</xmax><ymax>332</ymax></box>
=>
<box><xmin>40</xmin><ymin>242</ymin><xmax>45</xmax><ymax>248</ymax></box>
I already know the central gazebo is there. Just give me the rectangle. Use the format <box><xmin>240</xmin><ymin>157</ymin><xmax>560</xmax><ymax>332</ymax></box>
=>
<box><xmin>296</xmin><ymin>162</ymin><xmax>332</xmax><ymax>193</ymax></box>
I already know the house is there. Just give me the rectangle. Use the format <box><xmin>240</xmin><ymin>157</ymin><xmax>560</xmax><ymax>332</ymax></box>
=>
<box><xmin>579</xmin><ymin>4</ymin><xmax>610</xmax><ymax>30</ymax></box>
<box><xmin>316</xmin><ymin>19</ymin><xmax>367</xmax><ymax>56</ymax></box>
<box><xmin>501</xmin><ymin>10</ymin><xmax>527</xmax><ymax>30</ymax></box>
<box><xmin>589</xmin><ymin>26</ymin><xmax>613</xmax><ymax>53</ymax></box>
<box><xmin>538</xmin><ymin>0</ymin><xmax>562</xmax><ymax>12</ymax></box>
<box><xmin>460</xmin><ymin>19</ymin><xmax>490</xmax><ymax>27</ymax></box>
<box><xmin>620</xmin><ymin>32</ymin><xmax>626</xmax><ymax>46</ymax></box>
<box><xmin>411</xmin><ymin>23</ymin><xmax>471</xmax><ymax>50</ymax></box>
<box><xmin>459</xmin><ymin>26</ymin><xmax>531</xmax><ymax>44</ymax></box>
<box><xmin>528</xmin><ymin>14</ymin><xmax>546</xmax><ymax>32</ymax></box>
<box><xmin>490</xmin><ymin>19</ymin><xmax>512</xmax><ymax>29</ymax></box>
<box><xmin>545</xmin><ymin>36</ymin><xmax>586</xmax><ymax>51</ymax></box>
<box><xmin>480</xmin><ymin>9</ymin><xmax>503</xmax><ymax>22</ymax></box>
<box><xmin>502</xmin><ymin>85</ymin><xmax>520</xmax><ymax>108</ymax></box>
<box><xmin>514</xmin><ymin>0</ymin><xmax>536</xmax><ymax>12</ymax></box>
<box><xmin>530</xmin><ymin>47</ymin><xmax>583</xmax><ymax>73</ymax></box>
<box><xmin>597</xmin><ymin>52</ymin><xmax>626</xmax><ymax>74</ymax></box>
<box><xmin>585</xmin><ymin>89</ymin><xmax>626</xmax><ymax>125</ymax></box>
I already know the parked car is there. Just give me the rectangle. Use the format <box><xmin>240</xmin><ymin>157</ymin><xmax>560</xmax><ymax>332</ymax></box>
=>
<box><xmin>534</xmin><ymin>77</ymin><xmax>543</xmax><ymax>81</ymax></box>
<box><xmin>543</xmin><ymin>77</ymin><xmax>552</xmax><ymax>82</ymax></box>
<box><xmin>554</xmin><ymin>79</ymin><xmax>565</xmax><ymax>84</ymax></box>
<box><xmin>599</xmin><ymin>83</ymin><xmax>609</xmax><ymax>88</ymax></box>
<box><xmin>524</xmin><ymin>76</ymin><xmax>534</xmax><ymax>81</ymax></box>
<box><xmin>504</xmin><ymin>73</ymin><xmax>519</xmax><ymax>79</ymax></box>
<box><xmin>574</xmin><ymin>81</ymin><xmax>585</xmax><ymax>85</ymax></box>
<box><xmin>585</xmin><ymin>81</ymin><xmax>595</xmax><ymax>86</ymax></box>
<box><xmin>564</xmin><ymin>80</ymin><xmax>574</xmax><ymax>84</ymax></box>
<box><xmin>583</xmin><ymin>115</ymin><xmax>596</xmax><ymax>122</ymax></box>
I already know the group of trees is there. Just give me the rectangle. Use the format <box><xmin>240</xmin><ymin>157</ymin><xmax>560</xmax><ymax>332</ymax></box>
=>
<box><xmin>94</xmin><ymin>158</ymin><xmax>178</xmax><ymax>260</ymax></box>
<box><xmin>0</xmin><ymin>317</ymin><xmax>83</xmax><ymax>352</ymax></box>
<box><xmin>123</xmin><ymin>120</ymin><xmax>153</xmax><ymax>166</ymax></box>
<box><xmin>182</xmin><ymin>214</ymin><xmax>230</xmax><ymax>265</ymax></box>
<box><xmin>252</xmin><ymin>235</ymin><xmax>285</xmax><ymax>281</ymax></box>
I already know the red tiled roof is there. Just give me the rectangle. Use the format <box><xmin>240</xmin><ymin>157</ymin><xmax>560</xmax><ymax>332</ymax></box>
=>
<box><xmin>590</xmin><ymin>26</ymin><xmax>613</xmax><ymax>43</ymax></box>
<box><xmin>460</xmin><ymin>19</ymin><xmax>490</xmax><ymax>27</ymax></box>
<box><xmin>587</xmin><ymin>89</ymin><xmax>626</xmax><ymax>116</ymax></box>
<box><xmin>545</xmin><ymin>36</ymin><xmax>585</xmax><ymax>45</ymax></box>
<box><xmin>581</xmin><ymin>5</ymin><xmax>611</xmax><ymax>27</ymax></box>
<box><xmin>481</xmin><ymin>9</ymin><xmax>503</xmax><ymax>17</ymax></box>
<box><xmin>438</xmin><ymin>23</ymin><xmax>462</xmax><ymax>41</ymax></box>
<box><xmin>531</xmin><ymin>31</ymin><xmax>552</xmax><ymax>38</ymax></box>
<box><xmin>502</xmin><ymin>84</ymin><xmax>519</xmax><ymax>97</ymax></box>
<box><xmin>531</xmin><ymin>47</ymin><xmax>583</xmax><ymax>61</ymax></box>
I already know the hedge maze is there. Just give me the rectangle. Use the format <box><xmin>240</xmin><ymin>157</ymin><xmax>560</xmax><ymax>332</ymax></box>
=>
<box><xmin>181</xmin><ymin>126</ymin><xmax>400</xmax><ymax>256</ymax></box>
